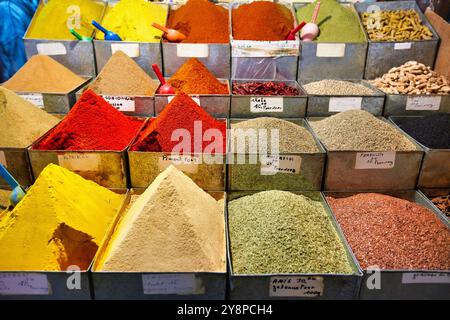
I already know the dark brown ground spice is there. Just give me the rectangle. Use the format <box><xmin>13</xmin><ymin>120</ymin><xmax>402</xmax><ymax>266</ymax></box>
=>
<box><xmin>431</xmin><ymin>195</ymin><xmax>450</xmax><ymax>218</ymax></box>
<box><xmin>327</xmin><ymin>193</ymin><xmax>450</xmax><ymax>271</ymax></box>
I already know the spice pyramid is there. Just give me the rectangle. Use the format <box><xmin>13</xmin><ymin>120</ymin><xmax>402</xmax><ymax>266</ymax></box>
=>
<box><xmin>96</xmin><ymin>165</ymin><xmax>226</xmax><ymax>272</ymax></box>
<box><xmin>0</xmin><ymin>164</ymin><xmax>124</xmax><ymax>271</ymax></box>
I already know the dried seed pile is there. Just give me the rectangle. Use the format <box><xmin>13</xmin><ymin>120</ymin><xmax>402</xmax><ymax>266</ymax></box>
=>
<box><xmin>232</xmin><ymin>81</ymin><xmax>299</xmax><ymax>96</ymax></box>
<box><xmin>370</xmin><ymin>61</ymin><xmax>450</xmax><ymax>95</ymax></box>
<box><xmin>228</xmin><ymin>190</ymin><xmax>354</xmax><ymax>275</ymax></box>
<box><xmin>303</xmin><ymin>80</ymin><xmax>375</xmax><ymax>96</ymax></box>
<box><xmin>309</xmin><ymin>110</ymin><xmax>417</xmax><ymax>151</ymax></box>
<box><xmin>361</xmin><ymin>9</ymin><xmax>433</xmax><ymax>41</ymax></box>
<box><xmin>327</xmin><ymin>193</ymin><xmax>450</xmax><ymax>270</ymax></box>
<box><xmin>431</xmin><ymin>195</ymin><xmax>450</xmax><ymax>218</ymax></box>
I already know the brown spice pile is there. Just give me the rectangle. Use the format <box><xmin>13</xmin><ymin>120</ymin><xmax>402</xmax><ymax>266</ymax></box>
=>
<box><xmin>327</xmin><ymin>193</ymin><xmax>450</xmax><ymax>270</ymax></box>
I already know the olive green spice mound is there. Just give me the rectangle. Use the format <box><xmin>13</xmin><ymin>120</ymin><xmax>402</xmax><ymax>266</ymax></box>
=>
<box><xmin>309</xmin><ymin>110</ymin><xmax>417</xmax><ymax>151</ymax></box>
<box><xmin>228</xmin><ymin>190</ymin><xmax>354</xmax><ymax>275</ymax></box>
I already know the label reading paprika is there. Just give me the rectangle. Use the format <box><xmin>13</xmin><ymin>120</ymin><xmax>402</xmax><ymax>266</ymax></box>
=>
<box><xmin>18</xmin><ymin>93</ymin><xmax>44</xmax><ymax>108</ymax></box>
<box><xmin>57</xmin><ymin>153</ymin><xmax>100</xmax><ymax>172</ymax></box>
<box><xmin>355</xmin><ymin>152</ymin><xmax>396</xmax><ymax>169</ymax></box>
<box><xmin>0</xmin><ymin>273</ymin><xmax>49</xmax><ymax>295</ymax></box>
<box><xmin>158</xmin><ymin>154</ymin><xmax>200</xmax><ymax>174</ymax></box>
<box><xmin>269</xmin><ymin>276</ymin><xmax>324</xmax><ymax>297</ymax></box>
<box><xmin>250</xmin><ymin>97</ymin><xmax>283</xmax><ymax>113</ymax></box>
<box><xmin>0</xmin><ymin>151</ymin><xmax>6</xmax><ymax>168</ymax></box>
<box><xmin>405</xmin><ymin>96</ymin><xmax>441</xmax><ymax>111</ymax></box>
<box><xmin>260</xmin><ymin>155</ymin><xmax>301</xmax><ymax>175</ymax></box>
<box><xmin>401</xmin><ymin>272</ymin><xmax>450</xmax><ymax>284</ymax></box>
<box><xmin>329</xmin><ymin>97</ymin><xmax>362</xmax><ymax>112</ymax></box>
<box><xmin>101</xmin><ymin>95</ymin><xmax>135</xmax><ymax>112</ymax></box>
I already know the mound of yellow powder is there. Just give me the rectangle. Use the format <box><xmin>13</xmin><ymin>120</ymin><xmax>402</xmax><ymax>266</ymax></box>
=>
<box><xmin>27</xmin><ymin>0</ymin><xmax>104</xmax><ymax>40</ymax></box>
<box><xmin>0</xmin><ymin>164</ymin><xmax>124</xmax><ymax>271</ymax></box>
<box><xmin>96</xmin><ymin>165</ymin><xmax>226</xmax><ymax>272</ymax></box>
<box><xmin>97</xmin><ymin>0</ymin><xmax>167</xmax><ymax>42</ymax></box>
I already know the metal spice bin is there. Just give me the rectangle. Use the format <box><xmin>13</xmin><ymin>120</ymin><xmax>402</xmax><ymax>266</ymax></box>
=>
<box><xmin>295</xmin><ymin>3</ymin><xmax>368</xmax><ymax>81</ymax></box>
<box><xmin>0</xmin><ymin>190</ymin><xmax>128</xmax><ymax>300</ymax></box>
<box><xmin>93</xmin><ymin>1</ymin><xmax>168</xmax><ymax>78</ymax></box>
<box><xmin>383</xmin><ymin>93</ymin><xmax>450</xmax><ymax>116</ymax></box>
<box><xmin>155</xmin><ymin>80</ymin><xmax>230</xmax><ymax>118</ymax></box>
<box><xmin>302</xmin><ymin>80</ymin><xmax>385</xmax><ymax>116</ymax></box>
<box><xmin>23</xmin><ymin>0</ymin><xmax>108</xmax><ymax>78</ymax></box>
<box><xmin>230</xmin><ymin>1</ymin><xmax>299</xmax><ymax>81</ymax></box>
<box><xmin>355</xmin><ymin>1</ymin><xmax>440</xmax><ymax>80</ymax></box>
<box><xmin>390</xmin><ymin>116</ymin><xmax>450</xmax><ymax>189</ymax></box>
<box><xmin>230</xmin><ymin>80</ymin><xmax>307</xmax><ymax>118</ymax></box>
<box><xmin>419</xmin><ymin>189</ymin><xmax>450</xmax><ymax>222</ymax></box>
<box><xmin>0</xmin><ymin>147</ymin><xmax>34</xmax><ymax>188</ymax></box>
<box><xmin>91</xmin><ymin>190</ymin><xmax>227</xmax><ymax>300</ymax></box>
<box><xmin>306</xmin><ymin>117</ymin><xmax>424</xmax><ymax>191</ymax></box>
<box><xmin>227</xmin><ymin>119</ymin><xmax>325</xmax><ymax>191</ymax></box>
<box><xmin>162</xmin><ymin>2</ymin><xmax>231</xmax><ymax>79</ymax></box>
<box><xmin>75</xmin><ymin>79</ymin><xmax>157</xmax><ymax>117</ymax></box>
<box><xmin>324</xmin><ymin>190</ymin><xmax>450</xmax><ymax>300</ymax></box>
<box><xmin>227</xmin><ymin>191</ymin><xmax>363</xmax><ymax>300</ymax></box>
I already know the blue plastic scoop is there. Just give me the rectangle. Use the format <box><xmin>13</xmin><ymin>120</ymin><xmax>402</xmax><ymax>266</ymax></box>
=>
<box><xmin>92</xmin><ymin>20</ymin><xmax>122</xmax><ymax>41</ymax></box>
<box><xmin>0</xmin><ymin>164</ymin><xmax>26</xmax><ymax>207</ymax></box>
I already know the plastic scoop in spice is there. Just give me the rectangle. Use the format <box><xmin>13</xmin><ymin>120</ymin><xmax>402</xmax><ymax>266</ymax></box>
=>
<box><xmin>152</xmin><ymin>22</ymin><xmax>186</xmax><ymax>43</ymax></box>
<box><xmin>92</xmin><ymin>20</ymin><xmax>122</xmax><ymax>41</ymax></box>
<box><xmin>70</xmin><ymin>28</ymin><xmax>92</xmax><ymax>41</ymax></box>
<box><xmin>301</xmin><ymin>1</ymin><xmax>321</xmax><ymax>41</ymax></box>
<box><xmin>152</xmin><ymin>64</ymin><xmax>175</xmax><ymax>94</ymax></box>
<box><xmin>0</xmin><ymin>164</ymin><xmax>26</xmax><ymax>207</ymax></box>
<box><xmin>286</xmin><ymin>21</ymin><xmax>306</xmax><ymax>40</ymax></box>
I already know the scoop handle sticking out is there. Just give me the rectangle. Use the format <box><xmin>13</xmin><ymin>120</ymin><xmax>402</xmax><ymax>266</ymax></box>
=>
<box><xmin>70</xmin><ymin>28</ymin><xmax>92</xmax><ymax>41</ymax></box>
<box><xmin>151</xmin><ymin>22</ymin><xmax>187</xmax><ymax>43</ymax></box>
<box><xmin>152</xmin><ymin>64</ymin><xmax>175</xmax><ymax>94</ymax></box>
<box><xmin>92</xmin><ymin>20</ymin><xmax>122</xmax><ymax>41</ymax></box>
<box><xmin>0</xmin><ymin>164</ymin><xmax>26</xmax><ymax>207</ymax></box>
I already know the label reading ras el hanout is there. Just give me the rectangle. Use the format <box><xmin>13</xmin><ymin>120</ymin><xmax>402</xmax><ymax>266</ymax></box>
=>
<box><xmin>355</xmin><ymin>152</ymin><xmax>396</xmax><ymax>169</ymax></box>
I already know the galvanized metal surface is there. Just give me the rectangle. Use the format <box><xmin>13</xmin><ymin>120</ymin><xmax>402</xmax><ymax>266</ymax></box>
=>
<box><xmin>230</xmin><ymin>80</ymin><xmax>307</xmax><ymax>118</ymax></box>
<box><xmin>0</xmin><ymin>148</ymin><xmax>33</xmax><ymax>188</ymax></box>
<box><xmin>302</xmin><ymin>80</ymin><xmax>385</xmax><ymax>116</ymax></box>
<box><xmin>383</xmin><ymin>94</ymin><xmax>450</xmax><ymax>116</ymax></box>
<box><xmin>355</xmin><ymin>1</ymin><xmax>439</xmax><ymax>79</ymax></box>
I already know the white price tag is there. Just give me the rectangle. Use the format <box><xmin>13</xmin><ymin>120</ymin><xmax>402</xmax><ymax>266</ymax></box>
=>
<box><xmin>158</xmin><ymin>154</ymin><xmax>200</xmax><ymax>174</ymax></box>
<box><xmin>0</xmin><ymin>273</ymin><xmax>49</xmax><ymax>295</ymax></box>
<box><xmin>111</xmin><ymin>43</ymin><xmax>140</xmax><ymax>58</ymax></box>
<box><xmin>355</xmin><ymin>152</ymin><xmax>396</xmax><ymax>169</ymax></box>
<box><xmin>402</xmin><ymin>273</ymin><xmax>450</xmax><ymax>284</ymax></box>
<box><xmin>406</xmin><ymin>96</ymin><xmax>441</xmax><ymax>111</ymax></box>
<box><xmin>36</xmin><ymin>43</ymin><xmax>67</xmax><ymax>55</ymax></box>
<box><xmin>270</xmin><ymin>276</ymin><xmax>323</xmax><ymax>297</ymax></box>
<box><xmin>250</xmin><ymin>97</ymin><xmax>283</xmax><ymax>113</ymax></box>
<box><xmin>0</xmin><ymin>151</ymin><xmax>7</xmax><ymax>168</ymax></box>
<box><xmin>102</xmin><ymin>95</ymin><xmax>135</xmax><ymax>112</ymax></box>
<box><xmin>58</xmin><ymin>153</ymin><xmax>100</xmax><ymax>171</ymax></box>
<box><xmin>176</xmin><ymin>44</ymin><xmax>209</xmax><ymax>58</ymax></box>
<box><xmin>328</xmin><ymin>97</ymin><xmax>362</xmax><ymax>112</ymax></box>
<box><xmin>18</xmin><ymin>93</ymin><xmax>44</xmax><ymax>108</ymax></box>
<box><xmin>168</xmin><ymin>95</ymin><xmax>200</xmax><ymax>105</ymax></box>
<box><xmin>260</xmin><ymin>155</ymin><xmax>301</xmax><ymax>175</ymax></box>
<box><xmin>316</xmin><ymin>43</ymin><xmax>346</xmax><ymax>57</ymax></box>
<box><xmin>394</xmin><ymin>42</ymin><xmax>412</xmax><ymax>50</ymax></box>
<box><xmin>142</xmin><ymin>274</ymin><xmax>197</xmax><ymax>295</ymax></box>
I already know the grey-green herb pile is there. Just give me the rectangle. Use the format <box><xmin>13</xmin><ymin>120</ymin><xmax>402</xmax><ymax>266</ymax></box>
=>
<box><xmin>228</xmin><ymin>190</ymin><xmax>354</xmax><ymax>275</ymax></box>
<box><xmin>303</xmin><ymin>80</ymin><xmax>376</xmax><ymax>96</ymax></box>
<box><xmin>309</xmin><ymin>110</ymin><xmax>417</xmax><ymax>151</ymax></box>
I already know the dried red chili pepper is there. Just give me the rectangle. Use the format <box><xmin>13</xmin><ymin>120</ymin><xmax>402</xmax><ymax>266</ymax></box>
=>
<box><xmin>232</xmin><ymin>81</ymin><xmax>300</xmax><ymax>96</ymax></box>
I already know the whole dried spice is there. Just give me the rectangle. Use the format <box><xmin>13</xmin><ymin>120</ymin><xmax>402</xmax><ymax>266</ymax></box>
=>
<box><xmin>370</xmin><ymin>61</ymin><xmax>450</xmax><ymax>95</ymax></box>
<box><xmin>327</xmin><ymin>193</ymin><xmax>450</xmax><ymax>270</ymax></box>
<box><xmin>167</xmin><ymin>0</ymin><xmax>229</xmax><ymax>43</ymax></box>
<box><xmin>232</xmin><ymin>82</ymin><xmax>299</xmax><ymax>96</ymax></box>
<box><xmin>303</xmin><ymin>80</ymin><xmax>375</xmax><ymax>96</ymax></box>
<box><xmin>232</xmin><ymin>1</ymin><xmax>294</xmax><ymax>41</ymax></box>
<box><xmin>34</xmin><ymin>90</ymin><xmax>143</xmax><ymax>151</ymax></box>
<box><xmin>431</xmin><ymin>195</ymin><xmax>450</xmax><ymax>218</ymax></box>
<box><xmin>167</xmin><ymin>58</ymin><xmax>229</xmax><ymax>94</ymax></box>
<box><xmin>228</xmin><ymin>190</ymin><xmax>354</xmax><ymax>275</ymax></box>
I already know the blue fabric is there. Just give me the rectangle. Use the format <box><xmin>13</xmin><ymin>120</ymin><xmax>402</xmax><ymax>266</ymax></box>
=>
<box><xmin>0</xmin><ymin>0</ymin><xmax>39</xmax><ymax>82</ymax></box>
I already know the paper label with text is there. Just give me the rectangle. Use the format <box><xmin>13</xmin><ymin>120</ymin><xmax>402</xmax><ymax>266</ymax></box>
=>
<box><xmin>158</xmin><ymin>154</ymin><xmax>200</xmax><ymax>174</ymax></box>
<box><xmin>355</xmin><ymin>152</ymin><xmax>396</xmax><ymax>169</ymax></box>
<box><xmin>102</xmin><ymin>95</ymin><xmax>135</xmax><ymax>112</ymax></box>
<box><xmin>177</xmin><ymin>44</ymin><xmax>209</xmax><ymax>58</ymax></box>
<box><xmin>232</xmin><ymin>39</ymin><xmax>299</xmax><ymax>57</ymax></box>
<box><xmin>316</xmin><ymin>43</ymin><xmax>346</xmax><ymax>57</ymax></box>
<box><xmin>394</xmin><ymin>42</ymin><xmax>412</xmax><ymax>50</ymax></box>
<box><xmin>18</xmin><ymin>93</ymin><xmax>44</xmax><ymax>108</ymax></box>
<box><xmin>142</xmin><ymin>274</ymin><xmax>197</xmax><ymax>295</ymax></box>
<box><xmin>260</xmin><ymin>155</ymin><xmax>301</xmax><ymax>175</ymax></box>
<box><xmin>402</xmin><ymin>273</ymin><xmax>450</xmax><ymax>284</ymax></box>
<box><xmin>58</xmin><ymin>153</ymin><xmax>100</xmax><ymax>171</ymax></box>
<box><xmin>0</xmin><ymin>273</ymin><xmax>49</xmax><ymax>295</ymax></box>
<box><xmin>329</xmin><ymin>97</ymin><xmax>362</xmax><ymax>112</ymax></box>
<box><xmin>250</xmin><ymin>97</ymin><xmax>283</xmax><ymax>113</ymax></box>
<box><xmin>36</xmin><ymin>42</ymin><xmax>67</xmax><ymax>55</ymax></box>
<box><xmin>406</xmin><ymin>96</ymin><xmax>441</xmax><ymax>111</ymax></box>
<box><xmin>0</xmin><ymin>151</ymin><xmax>7</xmax><ymax>168</ymax></box>
<box><xmin>168</xmin><ymin>95</ymin><xmax>200</xmax><ymax>105</ymax></box>
<box><xmin>269</xmin><ymin>276</ymin><xmax>324</xmax><ymax>297</ymax></box>
<box><xmin>111</xmin><ymin>43</ymin><xmax>140</xmax><ymax>58</ymax></box>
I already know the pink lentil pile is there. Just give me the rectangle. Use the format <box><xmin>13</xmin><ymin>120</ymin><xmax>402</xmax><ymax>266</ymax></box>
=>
<box><xmin>327</xmin><ymin>193</ymin><xmax>450</xmax><ymax>271</ymax></box>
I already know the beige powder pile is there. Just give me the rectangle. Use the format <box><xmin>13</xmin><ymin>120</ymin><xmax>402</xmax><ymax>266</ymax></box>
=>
<box><xmin>0</xmin><ymin>87</ymin><xmax>59</xmax><ymax>148</ymax></box>
<box><xmin>89</xmin><ymin>51</ymin><xmax>159</xmax><ymax>96</ymax></box>
<box><xmin>96</xmin><ymin>165</ymin><xmax>226</xmax><ymax>272</ymax></box>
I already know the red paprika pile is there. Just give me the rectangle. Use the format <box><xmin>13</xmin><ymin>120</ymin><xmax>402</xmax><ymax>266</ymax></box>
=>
<box><xmin>167</xmin><ymin>0</ymin><xmax>229</xmax><ymax>43</ymax></box>
<box><xmin>34</xmin><ymin>90</ymin><xmax>143</xmax><ymax>151</ymax></box>
<box><xmin>232</xmin><ymin>1</ymin><xmax>294</xmax><ymax>41</ymax></box>
<box><xmin>131</xmin><ymin>93</ymin><xmax>226</xmax><ymax>154</ymax></box>
<box><xmin>167</xmin><ymin>58</ymin><xmax>229</xmax><ymax>94</ymax></box>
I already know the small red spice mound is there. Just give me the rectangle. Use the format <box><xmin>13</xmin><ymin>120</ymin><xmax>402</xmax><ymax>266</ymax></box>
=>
<box><xmin>34</xmin><ymin>89</ymin><xmax>143</xmax><ymax>151</ymax></box>
<box><xmin>131</xmin><ymin>93</ymin><xmax>226</xmax><ymax>154</ymax></box>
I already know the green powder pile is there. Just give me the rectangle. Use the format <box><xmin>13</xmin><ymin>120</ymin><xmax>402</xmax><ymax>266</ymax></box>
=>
<box><xmin>228</xmin><ymin>190</ymin><xmax>354</xmax><ymax>275</ymax></box>
<box><xmin>296</xmin><ymin>0</ymin><xmax>365</xmax><ymax>42</ymax></box>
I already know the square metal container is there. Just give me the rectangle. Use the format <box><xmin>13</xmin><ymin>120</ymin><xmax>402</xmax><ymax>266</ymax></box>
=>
<box><xmin>0</xmin><ymin>147</ymin><xmax>34</xmax><ymax>188</ymax></box>
<box><xmin>419</xmin><ymin>189</ymin><xmax>450</xmax><ymax>222</ymax></box>
<box><xmin>91</xmin><ymin>190</ymin><xmax>227</xmax><ymax>300</ymax></box>
<box><xmin>155</xmin><ymin>79</ymin><xmax>230</xmax><ymax>118</ymax></box>
<box><xmin>230</xmin><ymin>1</ymin><xmax>300</xmax><ymax>80</ymax></box>
<box><xmin>23</xmin><ymin>0</ymin><xmax>107</xmax><ymax>78</ymax></box>
<box><xmin>230</xmin><ymin>80</ymin><xmax>307</xmax><ymax>118</ymax></box>
<box><xmin>355</xmin><ymin>1</ymin><xmax>440</xmax><ymax>79</ymax></box>
<box><xmin>307</xmin><ymin>117</ymin><xmax>424</xmax><ymax>191</ymax></box>
<box><xmin>302</xmin><ymin>80</ymin><xmax>385</xmax><ymax>116</ymax></box>
<box><xmin>390</xmin><ymin>116</ymin><xmax>450</xmax><ymax>189</ymax></box>
<box><xmin>227</xmin><ymin>119</ymin><xmax>325</xmax><ymax>191</ymax></box>
<box><xmin>324</xmin><ymin>190</ymin><xmax>450</xmax><ymax>300</ymax></box>
<box><xmin>295</xmin><ymin>3</ymin><xmax>368</xmax><ymax>80</ymax></box>
<box><xmin>383</xmin><ymin>93</ymin><xmax>450</xmax><ymax>116</ymax></box>
<box><xmin>93</xmin><ymin>1</ymin><xmax>168</xmax><ymax>78</ymax></box>
<box><xmin>162</xmin><ymin>2</ymin><xmax>231</xmax><ymax>79</ymax></box>
<box><xmin>227</xmin><ymin>191</ymin><xmax>363</xmax><ymax>300</ymax></box>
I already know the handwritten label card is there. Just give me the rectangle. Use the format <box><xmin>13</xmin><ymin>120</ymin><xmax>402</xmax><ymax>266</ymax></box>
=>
<box><xmin>269</xmin><ymin>276</ymin><xmax>324</xmax><ymax>297</ymax></box>
<box><xmin>111</xmin><ymin>43</ymin><xmax>140</xmax><ymax>58</ymax></box>
<box><xmin>102</xmin><ymin>95</ymin><xmax>135</xmax><ymax>112</ymax></box>
<box><xmin>0</xmin><ymin>151</ymin><xmax>6</xmax><ymax>168</ymax></box>
<box><xmin>0</xmin><ymin>273</ymin><xmax>49</xmax><ymax>295</ymax></box>
<box><xmin>250</xmin><ymin>97</ymin><xmax>283</xmax><ymax>113</ymax></box>
<box><xmin>406</xmin><ymin>96</ymin><xmax>441</xmax><ymax>111</ymax></box>
<box><xmin>142</xmin><ymin>274</ymin><xmax>197</xmax><ymax>295</ymax></box>
<box><xmin>355</xmin><ymin>152</ymin><xmax>396</xmax><ymax>169</ymax></box>
<box><xmin>18</xmin><ymin>93</ymin><xmax>44</xmax><ymax>108</ymax></box>
<box><xmin>260</xmin><ymin>155</ymin><xmax>301</xmax><ymax>175</ymax></box>
<box><xmin>329</xmin><ymin>97</ymin><xmax>362</xmax><ymax>112</ymax></box>
<box><xmin>36</xmin><ymin>43</ymin><xmax>67</xmax><ymax>55</ymax></box>
<box><xmin>158</xmin><ymin>154</ymin><xmax>200</xmax><ymax>174</ymax></box>
<box><xmin>177</xmin><ymin>44</ymin><xmax>209</xmax><ymax>58</ymax></box>
<box><xmin>402</xmin><ymin>272</ymin><xmax>450</xmax><ymax>284</ymax></box>
<box><xmin>58</xmin><ymin>153</ymin><xmax>100</xmax><ymax>171</ymax></box>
